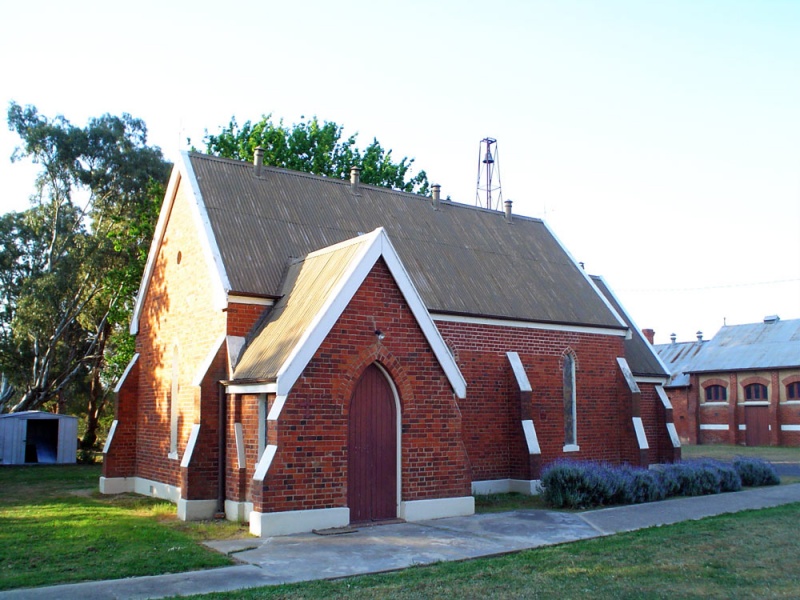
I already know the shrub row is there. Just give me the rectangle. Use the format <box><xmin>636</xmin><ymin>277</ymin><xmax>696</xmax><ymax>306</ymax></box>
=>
<box><xmin>540</xmin><ymin>458</ymin><xmax>779</xmax><ymax>509</ymax></box>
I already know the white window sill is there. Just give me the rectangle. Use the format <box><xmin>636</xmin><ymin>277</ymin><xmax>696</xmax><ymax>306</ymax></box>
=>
<box><xmin>168</xmin><ymin>451</ymin><xmax>179</xmax><ymax>460</ymax></box>
<box><xmin>782</xmin><ymin>400</ymin><xmax>800</xmax><ymax>405</ymax></box>
<box><xmin>742</xmin><ymin>401</ymin><xmax>769</xmax><ymax>406</ymax></box>
<box><xmin>563</xmin><ymin>444</ymin><xmax>580</xmax><ymax>453</ymax></box>
<box><xmin>701</xmin><ymin>402</ymin><xmax>728</xmax><ymax>406</ymax></box>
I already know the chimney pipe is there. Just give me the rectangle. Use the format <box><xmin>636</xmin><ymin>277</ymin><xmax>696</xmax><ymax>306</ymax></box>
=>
<box><xmin>254</xmin><ymin>147</ymin><xmax>264</xmax><ymax>177</ymax></box>
<box><xmin>350</xmin><ymin>166</ymin><xmax>361</xmax><ymax>192</ymax></box>
<box><xmin>432</xmin><ymin>184</ymin><xmax>441</xmax><ymax>209</ymax></box>
<box><xmin>670</xmin><ymin>333</ymin><xmax>677</xmax><ymax>344</ymax></box>
<box><xmin>696</xmin><ymin>330</ymin><xmax>703</xmax><ymax>341</ymax></box>
<box><xmin>504</xmin><ymin>199</ymin><xmax>513</xmax><ymax>223</ymax></box>
<box><xmin>642</xmin><ymin>329</ymin><xmax>655</xmax><ymax>344</ymax></box>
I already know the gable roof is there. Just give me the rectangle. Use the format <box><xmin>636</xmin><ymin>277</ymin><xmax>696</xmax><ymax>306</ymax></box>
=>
<box><xmin>232</xmin><ymin>228</ymin><xmax>467</xmax><ymax>398</ymax></box>
<box><xmin>684</xmin><ymin>318</ymin><xmax>800</xmax><ymax>373</ymax></box>
<box><xmin>181</xmin><ymin>152</ymin><xmax>626</xmax><ymax>331</ymax></box>
<box><xmin>653</xmin><ymin>340</ymin><xmax>706</xmax><ymax>387</ymax></box>
<box><xmin>590</xmin><ymin>275</ymin><xmax>669</xmax><ymax>378</ymax></box>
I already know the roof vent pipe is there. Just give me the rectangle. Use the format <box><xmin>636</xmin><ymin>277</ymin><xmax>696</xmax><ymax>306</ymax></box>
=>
<box><xmin>504</xmin><ymin>199</ymin><xmax>513</xmax><ymax>223</ymax></box>
<box><xmin>764</xmin><ymin>315</ymin><xmax>780</xmax><ymax>323</ymax></box>
<box><xmin>696</xmin><ymin>331</ymin><xmax>703</xmax><ymax>341</ymax></box>
<box><xmin>431</xmin><ymin>184</ymin><xmax>441</xmax><ymax>209</ymax></box>
<box><xmin>350</xmin><ymin>166</ymin><xmax>361</xmax><ymax>192</ymax></box>
<box><xmin>254</xmin><ymin>147</ymin><xmax>264</xmax><ymax>177</ymax></box>
<box><xmin>670</xmin><ymin>333</ymin><xmax>677</xmax><ymax>344</ymax></box>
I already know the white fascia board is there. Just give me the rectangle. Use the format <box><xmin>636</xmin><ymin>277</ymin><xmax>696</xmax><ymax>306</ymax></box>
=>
<box><xmin>635</xmin><ymin>376</ymin><xmax>670</xmax><ymax>385</ymax></box>
<box><xmin>275</xmin><ymin>229</ymin><xmax>382</xmax><ymax>397</ymax></box>
<box><xmin>274</xmin><ymin>228</ymin><xmax>467</xmax><ymax>399</ymax></box>
<box><xmin>521</xmin><ymin>419</ymin><xmax>541</xmax><ymax>454</ymax></box>
<box><xmin>130</xmin><ymin>166</ymin><xmax>182</xmax><ymax>335</ymax></box>
<box><xmin>113</xmin><ymin>353</ymin><xmax>140</xmax><ymax>393</ymax></box>
<box><xmin>192</xmin><ymin>333</ymin><xmax>227</xmax><ymax>387</ymax></box>
<box><xmin>378</xmin><ymin>231</ymin><xmax>467</xmax><ymax>399</ymax></box>
<box><xmin>226</xmin><ymin>382</ymin><xmax>277</xmax><ymax>395</ymax></box>
<box><xmin>181</xmin><ymin>151</ymin><xmax>230</xmax><ymax>311</ymax></box>
<box><xmin>253</xmin><ymin>444</ymin><xmax>277</xmax><ymax>481</ymax></box>
<box><xmin>655</xmin><ymin>385</ymin><xmax>673</xmax><ymax>410</ymax></box>
<box><xmin>432</xmin><ymin>313</ymin><xmax>628</xmax><ymax>337</ymax></box>
<box><xmin>617</xmin><ymin>357</ymin><xmax>641</xmax><ymax>394</ymax></box>
<box><xmin>632</xmin><ymin>417</ymin><xmax>649</xmax><ymax>450</ymax></box>
<box><xmin>507</xmin><ymin>352</ymin><xmax>532</xmax><ymax>392</ymax></box>
<box><xmin>180</xmin><ymin>424</ymin><xmax>201</xmax><ymax>468</ymax></box>
<box><xmin>542</xmin><ymin>221</ymin><xmax>628</xmax><ymax>331</ymax></box>
<box><xmin>227</xmin><ymin>294</ymin><xmax>274</xmax><ymax>306</ymax></box>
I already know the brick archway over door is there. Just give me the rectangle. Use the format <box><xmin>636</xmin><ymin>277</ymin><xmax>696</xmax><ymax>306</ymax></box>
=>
<box><xmin>348</xmin><ymin>364</ymin><xmax>397</xmax><ymax>523</ymax></box>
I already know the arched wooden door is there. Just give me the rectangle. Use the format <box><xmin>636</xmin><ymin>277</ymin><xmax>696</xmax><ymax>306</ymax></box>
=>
<box><xmin>348</xmin><ymin>364</ymin><xmax>397</xmax><ymax>523</ymax></box>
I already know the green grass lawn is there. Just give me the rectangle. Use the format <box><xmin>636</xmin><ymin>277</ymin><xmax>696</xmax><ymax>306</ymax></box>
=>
<box><xmin>682</xmin><ymin>443</ymin><xmax>800</xmax><ymax>463</ymax></box>
<box><xmin>0</xmin><ymin>464</ymin><xmax>247</xmax><ymax>591</ymax></box>
<box><xmin>180</xmin><ymin>503</ymin><xmax>800</xmax><ymax>599</ymax></box>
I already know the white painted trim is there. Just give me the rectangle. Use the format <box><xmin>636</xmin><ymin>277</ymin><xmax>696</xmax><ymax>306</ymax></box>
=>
<box><xmin>702</xmin><ymin>402</ymin><xmax>729</xmax><ymax>407</ymax></box>
<box><xmin>398</xmin><ymin>496</ymin><xmax>474</xmax><ymax>521</ymax></box>
<box><xmin>250</xmin><ymin>507</ymin><xmax>350</xmax><ymax>537</ymax></box>
<box><xmin>470</xmin><ymin>479</ymin><xmax>542</xmax><ymax>496</ymax></box>
<box><xmin>130</xmin><ymin>167</ymin><xmax>182</xmax><ymax>335</ymax></box>
<box><xmin>541</xmin><ymin>223</ymin><xmax>628</xmax><ymax>331</ymax></box>
<box><xmin>781</xmin><ymin>424</ymin><xmax>800</xmax><ymax>432</ymax></box>
<box><xmin>521</xmin><ymin>419</ymin><xmax>541</xmax><ymax>454</ymax></box>
<box><xmin>738</xmin><ymin>424</ymin><xmax>747</xmax><ymax>430</ymax></box>
<box><xmin>228</xmin><ymin>294</ymin><xmax>275</xmax><ymax>306</ymax></box>
<box><xmin>432</xmin><ymin>313</ymin><xmax>628</xmax><ymax>337</ymax></box>
<box><xmin>563</xmin><ymin>444</ymin><xmax>580</xmax><ymax>452</ymax></box>
<box><xmin>178</xmin><ymin>498</ymin><xmax>218</xmax><ymax>521</ymax></box>
<box><xmin>253</xmin><ymin>444</ymin><xmax>277</xmax><ymax>481</ymax></box>
<box><xmin>273</xmin><ymin>228</ymin><xmax>467</xmax><ymax>399</ymax></box>
<box><xmin>632</xmin><ymin>417</ymin><xmax>649</xmax><ymax>450</ymax></box>
<box><xmin>506</xmin><ymin>352</ymin><xmax>532</xmax><ymax>392</ymax></box>
<box><xmin>182</xmin><ymin>151</ymin><xmax>230</xmax><ymax>311</ymax></box>
<box><xmin>99</xmin><ymin>476</ymin><xmax>134</xmax><ymax>494</ymax></box>
<box><xmin>133</xmin><ymin>476</ymin><xmax>182</xmax><ymax>503</ymax></box>
<box><xmin>225</xmin><ymin>500</ymin><xmax>253</xmax><ymax>522</ymax></box>
<box><xmin>226</xmin><ymin>383</ymin><xmax>277</xmax><ymax>395</ymax></box>
<box><xmin>666</xmin><ymin>422</ymin><xmax>681</xmax><ymax>448</ymax></box>
<box><xmin>592</xmin><ymin>274</ymin><xmax>673</xmax><ymax>376</ymax></box>
<box><xmin>699</xmin><ymin>424</ymin><xmax>729</xmax><ymax>431</ymax></box>
<box><xmin>168</xmin><ymin>451</ymin><xmax>179</xmax><ymax>461</ymax></box>
<box><xmin>192</xmin><ymin>334</ymin><xmax>226</xmax><ymax>387</ymax></box>
<box><xmin>226</xmin><ymin>336</ymin><xmax>246</xmax><ymax>375</ymax></box>
<box><xmin>655</xmin><ymin>385</ymin><xmax>673</xmax><ymax>410</ymax></box>
<box><xmin>635</xmin><ymin>376</ymin><xmax>670</xmax><ymax>385</ymax></box>
<box><xmin>113</xmin><ymin>353</ymin><xmax>140</xmax><ymax>393</ymax></box>
<box><xmin>103</xmin><ymin>420</ymin><xmax>118</xmax><ymax>454</ymax></box>
<box><xmin>743</xmin><ymin>401</ymin><xmax>770</xmax><ymax>407</ymax></box>
<box><xmin>267</xmin><ymin>394</ymin><xmax>287</xmax><ymax>421</ymax></box>
<box><xmin>257</xmin><ymin>394</ymin><xmax>267</xmax><ymax>459</ymax></box>
<box><xmin>617</xmin><ymin>357</ymin><xmax>641</xmax><ymax>394</ymax></box>
<box><xmin>234</xmin><ymin>423</ymin><xmax>245</xmax><ymax>468</ymax></box>
<box><xmin>783</xmin><ymin>401</ymin><xmax>800</xmax><ymax>405</ymax></box>
<box><xmin>180</xmin><ymin>424</ymin><xmax>201</xmax><ymax>468</ymax></box>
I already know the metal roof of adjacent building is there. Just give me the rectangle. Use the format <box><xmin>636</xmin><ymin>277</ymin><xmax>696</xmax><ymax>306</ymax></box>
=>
<box><xmin>653</xmin><ymin>340</ymin><xmax>707</xmax><ymax>387</ymax></box>
<box><xmin>684</xmin><ymin>318</ymin><xmax>800</xmax><ymax>373</ymax></box>
<box><xmin>188</xmin><ymin>153</ymin><xmax>626</xmax><ymax>330</ymax></box>
<box><xmin>590</xmin><ymin>275</ymin><xmax>668</xmax><ymax>378</ymax></box>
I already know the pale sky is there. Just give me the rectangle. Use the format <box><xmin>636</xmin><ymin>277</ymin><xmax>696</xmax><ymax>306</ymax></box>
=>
<box><xmin>1</xmin><ymin>0</ymin><xmax>798</xmax><ymax>344</ymax></box>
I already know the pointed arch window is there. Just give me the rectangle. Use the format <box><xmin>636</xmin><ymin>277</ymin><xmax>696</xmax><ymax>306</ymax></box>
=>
<box><xmin>563</xmin><ymin>352</ymin><xmax>579</xmax><ymax>451</ymax></box>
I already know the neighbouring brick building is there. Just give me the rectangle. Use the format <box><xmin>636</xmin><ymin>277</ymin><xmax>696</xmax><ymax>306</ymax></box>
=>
<box><xmin>655</xmin><ymin>317</ymin><xmax>800</xmax><ymax>446</ymax></box>
<box><xmin>102</xmin><ymin>151</ymin><xmax>679</xmax><ymax>536</ymax></box>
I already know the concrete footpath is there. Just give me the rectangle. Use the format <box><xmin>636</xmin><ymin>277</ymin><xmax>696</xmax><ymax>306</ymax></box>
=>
<box><xmin>4</xmin><ymin>484</ymin><xmax>800</xmax><ymax>600</ymax></box>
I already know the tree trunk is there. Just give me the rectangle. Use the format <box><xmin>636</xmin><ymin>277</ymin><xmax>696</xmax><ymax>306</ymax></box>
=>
<box><xmin>81</xmin><ymin>321</ymin><xmax>111</xmax><ymax>450</ymax></box>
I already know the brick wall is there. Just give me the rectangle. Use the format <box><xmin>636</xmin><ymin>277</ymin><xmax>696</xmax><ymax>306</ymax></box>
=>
<box><xmin>248</xmin><ymin>259</ymin><xmax>472</xmax><ymax>514</ymax></box>
<box><xmin>131</xmin><ymin>178</ymin><xmax>228</xmax><ymax>491</ymax></box>
<box><xmin>103</xmin><ymin>358</ymin><xmax>139</xmax><ymax>478</ymax></box>
<box><xmin>436</xmin><ymin>320</ymin><xmax>631</xmax><ymax>480</ymax></box>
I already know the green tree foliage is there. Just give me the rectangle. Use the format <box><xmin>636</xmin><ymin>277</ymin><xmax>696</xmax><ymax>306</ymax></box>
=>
<box><xmin>203</xmin><ymin>115</ymin><xmax>430</xmax><ymax>194</ymax></box>
<box><xmin>1</xmin><ymin>102</ymin><xmax>169</xmax><ymax>448</ymax></box>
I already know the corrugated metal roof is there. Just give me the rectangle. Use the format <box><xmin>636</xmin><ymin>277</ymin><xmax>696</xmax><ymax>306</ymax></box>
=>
<box><xmin>590</xmin><ymin>276</ymin><xmax>668</xmax><ymax>378</ymax></box>
<box><xmin>189</xmin><ymin>153</ymin><xmax>625</xmax><ymax>330</ymax></box>
<box><xmin>685</xmin><ymin>318</ymin><xmax>800</xmax><ymax>373</ymax></box>
<box><xmin>653</xmin><ymin>341</ymin><xmax>707</xmax><ymax>387</ymax></box>
<box><xmin>233</xmin><ymin>238</ymin><xmax>366</xmax><ymax>381</ymax></box>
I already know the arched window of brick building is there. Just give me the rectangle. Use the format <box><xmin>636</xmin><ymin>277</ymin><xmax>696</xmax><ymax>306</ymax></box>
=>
<box><xmin>563</xmin><ymin>352</ymin><xmax>578</xmax><ymax>451</ymax></box>
<box><xmin>787</xmin><ymin>382</ymin><xmax>800</xmax><ymax>400</ymax></box>
<box><xmin>745</xmin><ymin>383</ymin><xmax>768</xmax><ymax>401</ymax></box>
<box><xmin>705</xmin><ymin>385</ymin><xmax>727</xmax><ymax>402</ymax></box>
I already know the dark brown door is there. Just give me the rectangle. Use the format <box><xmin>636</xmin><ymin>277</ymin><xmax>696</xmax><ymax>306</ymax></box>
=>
<box><xmin>745</xmin><ymin>406</ymin><xmax>770</xmax><ymax>446</ymax></box>
<box><xmin>348</xmin><ymin>364</ymin><xmax>397</xmax><ymax>523</ymax></box>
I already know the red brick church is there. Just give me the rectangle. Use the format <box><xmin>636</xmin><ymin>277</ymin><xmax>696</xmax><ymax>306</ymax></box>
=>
<box><xmin>101</xmin><ymin>151</ymin><xmax>679</xmax><ymax>536</ymax></box>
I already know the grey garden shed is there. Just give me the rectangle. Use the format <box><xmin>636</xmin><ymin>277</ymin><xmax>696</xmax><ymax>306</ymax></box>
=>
<box><xmin>0</xmin><ymin>411</ymin><xmax>78</xmax><ymax>465</ymax></box>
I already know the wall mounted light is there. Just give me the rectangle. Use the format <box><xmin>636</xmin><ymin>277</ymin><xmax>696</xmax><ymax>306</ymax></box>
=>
<box><xmin>374</xmin><ymin>329</ymin><xmax>385</xmax><ymax>341</ymax></box>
